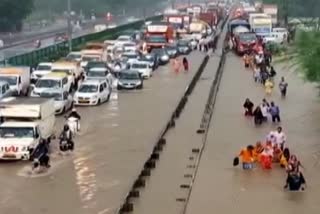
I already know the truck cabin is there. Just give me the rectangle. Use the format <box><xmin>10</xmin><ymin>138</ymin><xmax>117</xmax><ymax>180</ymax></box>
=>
<box><xmin>228</xmin><ymin>19</ymin><xmax>250</xmax><ymax>36</ymax></box>
<box><xmin>0</xmin><ymin>68</ymin><xmax>25</xmax><ymax>89</ymax></box>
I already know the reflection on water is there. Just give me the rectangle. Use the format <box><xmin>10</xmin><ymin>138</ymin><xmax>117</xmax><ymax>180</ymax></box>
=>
<box><xmin>74</xmin><ymin>154</ymin><xmax>97</xmax><ymax>209</ymax></box>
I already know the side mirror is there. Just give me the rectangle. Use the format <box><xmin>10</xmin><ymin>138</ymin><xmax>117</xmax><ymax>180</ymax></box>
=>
<box><xmin>35</xmin><ymin>133</ymin><xmax>39</xmax><ymax>138</ymax></box>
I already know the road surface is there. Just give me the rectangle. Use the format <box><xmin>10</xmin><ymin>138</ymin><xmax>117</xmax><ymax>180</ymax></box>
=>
<box><xmin>0</xmin><ymin>52</ymin><xmax>204</xmax><ymax>214</ymax></box>
<box><xmin>185</xmin><ymin>54</ymin><xmax>320</xmax><ymax>214</ymax></box>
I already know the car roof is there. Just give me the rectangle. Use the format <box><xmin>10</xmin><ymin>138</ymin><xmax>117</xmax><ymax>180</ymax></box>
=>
<box><xmin>89</xmin><ymin>67</ymin><xmax>108</xmax><ymax>72</ymax></box>
<box><xmin>41</xmin><ymin>89</ymin><xmax>64</xmax><ymax>94</ymax></box>
<box><xmin>131</xmin><ymin>60</ymin><xmax>148</xmax><ymax>64</ymax></box>
<box><xmin>121</xmin><ymin>69</ymin><xmax>139</xmax><ymax>74</ymax></box>
<box><xmin>38</xmin><ymin>62</ymin><xmax>53</xmax><ymax>66</ymax></box>
<box><xmin>82</xmin><ymin>79</ymin><xmax>106</xmax><ymax>85</ymax></box>
<box><xmin>43</xmin><ymin>72</ymin><xmax>67</xmax><ymax>79</ymax></box>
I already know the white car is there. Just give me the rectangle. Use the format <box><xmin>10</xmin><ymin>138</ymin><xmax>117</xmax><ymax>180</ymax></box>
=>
<box><xmin>116</xmin><ymin>35</ymin><xmax>132</xmax><ymax>46</ymax></box>
<box><xmin>123</xmin><ymin>42</ymin><xmax>138</xmax><ymax>53</ymax></box>
<box><xmin>31</xmin><ymin>73</ymin><xmax>71</xmax><ymax>97</ymax></box>
<box><xmin>74</xmin><ymin>79</ymin><xmax>111</xmax><ymax>106</ymax></box>
<box><xmin>31</xmin><ymin>62</ymin><xmax>52</xmax><ymax>82</ymax></box>
<box><xmin>0</xmin><ymin>40</ymin><xmax>4</xmax><ymax>48</ymax></box>
<box><xmin>86</xmin><ymin>67</ymin><xmax>114</xmax><ymax>87</ymax></box>
<box><xmin>66</xmin><ymin>52</ymin><xmax>82</xmax><ymax>62</ymax></box>
<box><xmin>40</xmin><ymin>89</ymin><xmax>73</xmax><ymax>114</ymax></box>
<box><xmin>129</xmin><ymin>60</ymin><xmax>152</xmax><ymax>79</ymax></box>
<box><xmin>122</xmin><ymin>52</ymin><xmax>140</xmax><ymax>63</ymax></box>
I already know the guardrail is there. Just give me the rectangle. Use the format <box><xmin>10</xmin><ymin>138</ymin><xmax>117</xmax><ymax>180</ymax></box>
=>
<box><xmin>0</xmin><ymin>15</ymin><xmax>162</xmax><ymax>67</ymax></box>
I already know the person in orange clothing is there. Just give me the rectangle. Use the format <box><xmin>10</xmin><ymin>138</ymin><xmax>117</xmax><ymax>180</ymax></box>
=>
<box><xmin>253</xmin><ymin>141</ymin><xmax>264</xmax><ymax>162</ymax></box>
<box><xmin>238</xmin><ymin>145</ymin><xmax>255</xmax><ymax>170</ymax></box>
<box><xmin>260</xmin><ymin>142</ymin><xmax>273</xmax><ymax>169</ymax></box>
<box><xmin>272</xmin><ymin>143</ymin><xmax>282</xmax><ymax>163</ymax></box>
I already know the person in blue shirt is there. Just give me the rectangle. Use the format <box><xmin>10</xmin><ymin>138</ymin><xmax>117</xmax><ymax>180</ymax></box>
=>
<box><xmin>269</xmin><ymin>101</ymin><xmax>280</xmax><ymax>123</ymax></box>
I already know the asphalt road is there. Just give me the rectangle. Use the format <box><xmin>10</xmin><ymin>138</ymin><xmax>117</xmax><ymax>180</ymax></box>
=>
<box><xmin>185</xmin><ymin>54</ymin><xmax>320</xmax><ymax>214</ymax></box>
<box><xmin>0</xmin><ymin>52</ymin><xmax>204</xmax><ymax>214</ymax></box>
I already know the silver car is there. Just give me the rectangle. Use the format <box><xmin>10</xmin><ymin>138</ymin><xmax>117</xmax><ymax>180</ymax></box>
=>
<box><xmin>117</xmin><ymin>70</ymin><xmax>143</xmax><ymax>90</ymax></box>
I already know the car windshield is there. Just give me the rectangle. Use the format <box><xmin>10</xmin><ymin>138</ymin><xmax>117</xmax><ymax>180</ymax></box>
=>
<box><xmin>119</xmin><ymin>72</ymin><xmax>139</xmax><ymax>80</ymax></box>
<box><xmin>152</xmin><ymin>49</ymin><xmax>166</xmax><ymax>55</ymax></box>
<box><xmin>123</xmin><ymin>54</ymin><xmax>138</xmax><ymax>59</ymax></box>
<box><xmin>239</xmin><ymin>33</ymin><xmax>256</xmax><ymax>42</ymax></box>
<box><xmin>52</xmin><ymin>69</ymin><xmax>72</xmax><ymax>75</ymax></box>
<box><xmin>40</xmin><ymin>92</ymin><xmax>63</xmax><ymax>101</ymax></box>
<box><xmin>36</xmin><ymin>65</ymin><xmax>51</xmax><ymax>70</ymax></box>
<box><xmin>87</xmin><ymin>71</ymin><xmax>106</xmax><ymax>77</ymax></box>
<box><xmin>124</xmin><ymin>43</ymin><xmax>135</xmax><ymax>47</ymax></box>
<box><xmin>0</xmin><ymin>127</ymin><xmax>34</xmax><ymax>138</ymax></box>
<box><xmin>36</xmin><ymin>79</ymin><xmax>61</xmax><ymax>88</ymax></box>
<box><xmin>166</xmin><ymin>45</ymin><xmax>177</xmax><ymax>50</ymax></box>
<box><xmin>67</xmin><ymin>54</ymin><xmax>81</xmax><ymax>60</ymax></box>
<box><xmin>0</xmin><ymin>76</ymin><xmax>17</xmax><ymax>85</ymax></box>
<box><xmin>118</xmin><ymin>37</ymin><xmax>130</xmax><ymax>41</ymax></box>
<box><xmin>131</xmin><ymin>63</ymin><xmax>147</xmax><ymax>69</ymax></box>
<box><xmin>178</xmin><ymin>40</ymin><xmax>189</xmax><ymax>46</ymax></box>
<box><xmin>87</xmin><ymin>62</ymin><xmax>106</xmax><ymax>68</ymax></box>
<box><xmin>146</xmin><ymin>36</ymin><xmax>166</xmax><ymax>43</ymax></box>
<box><xmin>78</xmin><ymin>84</ymin><xmax>98</xmax><ymax>93</ymax></box>
<box><xmin>82</xmin><ymin>56</ymin><xmax>99</xmax><ymax>62</ymax></box>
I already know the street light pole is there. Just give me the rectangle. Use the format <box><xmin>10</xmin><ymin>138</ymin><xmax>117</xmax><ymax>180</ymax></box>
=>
<box><xmin>67</xmin><ymin>0</ymin><xmax>72</xmax><ymax>52</ymax></box>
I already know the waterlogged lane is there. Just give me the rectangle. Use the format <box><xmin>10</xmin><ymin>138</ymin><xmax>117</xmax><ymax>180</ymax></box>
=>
<box><xmin>0</xmin><ymin>52</ymin><xmax>205</xmax><ymax>214</ymax></box>
<box><xmin>185</xmin><ymin>54</ymin><xmax>320</xmax><ymax>214</ymax></box>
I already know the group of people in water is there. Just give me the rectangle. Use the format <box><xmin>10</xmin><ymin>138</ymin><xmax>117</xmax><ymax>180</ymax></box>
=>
<box><xmin>243</xmin><ymin>44</ymin><xmax>288</xmax><ymax>97</ymax></box>
<box><xmin>243</xmin><ymin>98</ymin><xmax>281</xmax><ymax>125</ymax></box>
<box><xmin>234</xmin><ymin>44</ymin><xmax>306</xmax><ymax>191</ymax></box>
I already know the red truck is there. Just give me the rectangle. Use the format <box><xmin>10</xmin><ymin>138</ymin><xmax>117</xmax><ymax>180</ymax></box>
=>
<box><xmin>145</xmin><ymin>22</ymin><xmax>174</xmax><ymax>51</ymax></box>
<box><xmin>199</xmin><ymin>12</ymin><xmax>217</xmax><ymax>28</ymax></box>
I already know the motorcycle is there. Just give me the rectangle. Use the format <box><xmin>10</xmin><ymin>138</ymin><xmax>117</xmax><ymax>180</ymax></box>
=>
<box><xmin>59</xmin><ymin>138</ymin><xmax>74</xmax><ymax>152</ymax></box>
<box><xmin>31</xmin><ymin>155</ymin><xmax>50</xmax><ymax>173</ymax></box>
<box><xmin>65</xmin><ymin>116</ymin><xmax>80</xmax><ymax>136</ymax></box>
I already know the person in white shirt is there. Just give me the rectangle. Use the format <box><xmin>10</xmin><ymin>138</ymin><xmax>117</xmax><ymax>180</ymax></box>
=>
<box><xmin>273</xmin><ymin>126</ymin><xmax>287</xmax><ymax>150</ymax></box>
<box><xmin>260</xmin><ymin>103</ymin><xmax>269</xmax><ymax>122</ymax></box>
<box><xmin>266</xmin><ymin>130</ymin><xmax>277</xmax><ymax>144</ymax></box>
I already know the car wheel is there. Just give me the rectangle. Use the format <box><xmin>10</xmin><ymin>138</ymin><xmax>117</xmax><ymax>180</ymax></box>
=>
<box><xmin>62</xmin><ymin>107</ymin><xmax>66</xmax><ymax>114</ymax></box>
<box><xmin>106</xmin><ymin>93</ymin><xmax>111</xmax><ymax>102</ymax></box>
<box><xmin>117</xmin><ymin>85</ymin><xmax>122</xmax><ymax>90</ymax></box>
<box><xmin>97</xmin><ymin>99</ymin><xmax>101</xmax><ymax>105</ymax></box>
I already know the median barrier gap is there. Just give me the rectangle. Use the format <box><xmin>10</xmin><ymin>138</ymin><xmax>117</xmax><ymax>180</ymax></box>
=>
<box><xmin>116</xmin><ymin>54</ymin><xmax>210</xmax><ymax>213</ymax></box>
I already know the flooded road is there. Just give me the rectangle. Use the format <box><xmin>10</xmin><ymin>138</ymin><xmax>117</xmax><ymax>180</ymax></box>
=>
<box><xmin>0</xmin><ymin>52</ymin><xmax>205</xmax><ymax>214</ymax></box>
<box><xmin>185</xmin><ymin>53</ymin><xmax>320</xmax><ymax>214</ymax></box>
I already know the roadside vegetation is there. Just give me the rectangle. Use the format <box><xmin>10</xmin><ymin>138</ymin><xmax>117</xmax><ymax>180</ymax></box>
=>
<box><xmin>0</xmin><ymin>0</ymin><xmax>165</xmax><ymax>32</ymax></box>
<box><xmin>263</xmin><ymin>0</ymin><xmax>320</xmax><ymax>83</ymax></box>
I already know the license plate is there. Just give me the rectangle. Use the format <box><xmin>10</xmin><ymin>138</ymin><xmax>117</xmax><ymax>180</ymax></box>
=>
<box><xmin>3</xmin><ymin>153</ymin><xmax>16</xmax><ymax>158</ymax></box>
<box><xmin>79</xmin><ymin>100</ymin><xmax>90</xmax><ymax>104</ymax></box>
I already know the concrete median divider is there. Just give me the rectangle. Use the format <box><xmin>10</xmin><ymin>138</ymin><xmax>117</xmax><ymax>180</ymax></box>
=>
<box><xmin>116</xmin><ymin>15</ymin><xmax>230</xmax><ymax>213</ymax></box>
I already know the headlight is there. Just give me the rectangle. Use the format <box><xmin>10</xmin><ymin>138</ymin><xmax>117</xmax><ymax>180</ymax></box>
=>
<box><xmin>92</xmin><ymin>95</ymin><xmax>98</xmax><ymax>99</ymax></box>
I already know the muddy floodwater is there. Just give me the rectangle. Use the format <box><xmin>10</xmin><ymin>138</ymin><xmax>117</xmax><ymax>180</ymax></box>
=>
<box><xmin>185</xmin><ymin>54</ymin><xmax>320</xmax><ymax>214</ymax></box>
<box><xmin>0</xmin><ymin>52</ymin><xmax>204</xmax><ymax>214</ymax></box>
<box><xmin>0</xmin><ymin>50</ymin><xmax>319</xmax><ymax>214</ymax></box>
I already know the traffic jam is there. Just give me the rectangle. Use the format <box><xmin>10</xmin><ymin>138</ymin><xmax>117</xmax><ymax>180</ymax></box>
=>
<box><xmin>227</xmin><ymin>2</ymin><xmax>287</xmax><ymax>55</ymax></box>
<box><xmin>0</xmin><ymin>2</ymin><xmax>226</xmax><ymax>173</ymax></box>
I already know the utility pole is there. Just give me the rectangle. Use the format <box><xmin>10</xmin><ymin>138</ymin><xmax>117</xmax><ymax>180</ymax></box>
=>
<box><xmin>67</xmin><ymin>0</ymin><xmax>72</xmax><ymax>52</ymax></box>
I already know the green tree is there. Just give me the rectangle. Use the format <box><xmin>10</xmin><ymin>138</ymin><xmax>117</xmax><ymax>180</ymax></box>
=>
<box><xmin>0</xmin><ymin>0</ymin><xmax>34</xmax><ymax>32</ymax></box>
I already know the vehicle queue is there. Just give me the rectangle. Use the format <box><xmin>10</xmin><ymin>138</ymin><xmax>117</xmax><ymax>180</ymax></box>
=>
<box><xmin>0</xmin><ymin>14</ymin><xmax>206</xmax><ymax>172</ymax></box>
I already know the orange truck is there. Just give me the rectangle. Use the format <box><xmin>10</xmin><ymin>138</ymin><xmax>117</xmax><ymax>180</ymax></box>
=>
<box><xmin>145</xmin><ymin>22</ymin><xmax>174</xmax><ymax>51</ymax></box>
